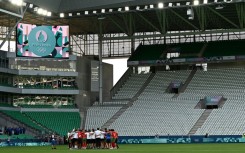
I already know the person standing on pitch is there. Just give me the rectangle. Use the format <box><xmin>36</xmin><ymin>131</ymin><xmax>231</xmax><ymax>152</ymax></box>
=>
<box><xmin>51</xmin><ymin>133</ymin><xmax>57</xmax><ymax>149</ymax></box>
<box><xmin>95</xmin><ymin>128</ymin><xmax>102</xmax><ymax>149</ymax></box>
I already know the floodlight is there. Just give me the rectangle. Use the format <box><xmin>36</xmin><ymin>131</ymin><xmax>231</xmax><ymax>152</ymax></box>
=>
<box><xmin>93</xmin><ymin>10</ymin><xmax>97</xmax><ymax>14</ymax></box>
<box><xmin>158</xmin><ymin>2</ymin><xmax>164</xmax><ymax>9</ymax></box>
<box><xmin>204</xmin><ymin>0</ymin><xmax>208</xmax><ymax>4</ymax></box>
<box><xmin>194</xmin><ymin>0</ymin><xmax>199</xmax><ymax>5</ymax></box>
<box><xmin>136</xmin><ymin>6</ymin><xmax>140</xmax><ymax>10</ymax></box>
<box><xmin>68</xmin><ymin>13</ymin><xmax>72</xmax><ymax>17</ymax></box>
<box><xmin>77</xmin><ymin>12</ymin><xmax>80</xmax><ymax>15</ymax></box>
<box><xmin>37</xmin><ymin>8</ymin><xmax>43</xmax><ymax>14</ymax></box>
<box><xmin>34</xmin><ymin>7</ymin><xmax>38</xmax><ymax>12</ymax></box>
<box><xmin>29</xmin><ymin>3</ymin><xmax>33</xmax><ymax>8</ymax></box>
<box><xmin>109</xmin><ymin>9</ymin><xmax>113</xmax><ymax>12</ymax></box>
<box><xmin>187</xmin><ymin>8</ymin><xmax>192</xmax><ymax>15</ymax></box>
<box><xmin>60</xmin><ymin>13</ymin><xmax>64</xmax><ymax>18</ymax></box>
<box><xmin>125</xmin><ymin>6</ymin><xmax>129</xmax><ymax>11</ymax></box>
<box><xmin>186</xmin><ymin>2</ymin><xmax>191</xmax><ymax>5</ymax></box>
<box><xmin>47</xmin><ymin>12</ymin><xmax>52</xmax><ymax>17</ymax></box>
<box><xmin>101</xmin><ymin>9</ymin><xmax>105</xmax><ymax>13</ymax></box>
<box><xmin>118</xmin><ymin>8</ymin><xmax>122</xmax><ymax>11</ymax></box>
<box><xmin>85</xmin><ymin>11</ymin><xmax>89</xmax><ymax>15</ymax></box>
<box><xmin>150</xmin><ymin>4</ymin><xmax>154</xmax><ymax>8</ymax></box>
<box><xmin>177</xmin><ymin>3</ymin><xmax>181</xmax><ymax>6</ymax></box>
<box><xmin>42</xmin><ymin>9</ymin><xmax>48</xmax><ymax>16</ymax></box>
<box><xmin>168</xmin><ymin>3</ymin><xmax>173</xmax><ymax>7</ymax></box>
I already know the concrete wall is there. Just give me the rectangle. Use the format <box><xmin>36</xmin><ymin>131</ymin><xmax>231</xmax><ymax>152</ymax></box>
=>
<box><xmin>75</xmin><ymin>56</ymin><xmax>113</xmax><ymax>110</ymax></box>
<box><xmin>102</xmin><ymin>62</ymin><xmax>113</xmax><ymax>101</ymax></box>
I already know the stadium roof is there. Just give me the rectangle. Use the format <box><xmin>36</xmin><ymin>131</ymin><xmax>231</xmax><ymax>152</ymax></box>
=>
<box><xmin>0</xmin><ymin>0</ymin><xmax>244</xmax><ymax>35</ymax></box>
<box><xmin>23</xmin><ymin>0</ymin><xmax>188</xmax><ymax>13</ymax></box>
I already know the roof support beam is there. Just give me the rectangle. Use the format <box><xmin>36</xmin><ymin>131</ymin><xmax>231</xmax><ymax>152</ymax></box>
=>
<box><xmin>0</xmin><ymin>4</ymin><xmax>29</xmax><ymax>50</ymax></box>
<box><xmin>121</xmin><ymin>13</ymin><xmax>135</xmax><ymax>36</ymax></box>
<box><xmin>107</xmin><ymin>16</ymin><xmax>129</xmax><ymax>35</ymax></box>
<box><xmin>135</xmin><ymin>12</ymin><xmax>161</xmax><ymax>33</ymax></box>
<box><xmin>0</xmin><ymin>9</ymin><xmax>23</xmax><ymax>19</ymax></box>
<box><xmin>196</xmin><ymin>7</ymin><xmax>207</xmax><ymax>31</ymax></box>
<box><xmin>170</xmin><ymin>9</ymin><xmax>199</xmax><ymax>30</ymax></box>
<box><xmin>236</xmin><ymin>3</ymin><xmax>245</xmax><ymax>29</ymax></box>
<box><xmin>71</xmin><ymin>35</ymin><xmax>84</xmax><ymax>55</ymax></box>
<box><xmin>156</xmin><ymin>9</ymin><xmax>167</xmax><ymax>34</ymax></box>
<box><xmin>207</xmin><ymin>6</ymin><xmax>239</xmax><ymax>29</ymax></box>
<box><xmin>102</xmin><ymin>28</ymin><xmax>245</xmax><ymax>40</ymax></box>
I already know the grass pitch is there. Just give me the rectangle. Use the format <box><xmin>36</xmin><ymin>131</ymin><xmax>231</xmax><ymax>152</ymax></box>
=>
<box><xmin>1</xmin><ymin>144</ymin><xmax>245</xmax><ymax>153</ymax></box>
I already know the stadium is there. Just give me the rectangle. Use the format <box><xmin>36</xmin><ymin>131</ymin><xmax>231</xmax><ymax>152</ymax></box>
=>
<box><xmin>1</xmin><ymin>0</ymin><xmax>245</xmax><ymax>152</ymax></box>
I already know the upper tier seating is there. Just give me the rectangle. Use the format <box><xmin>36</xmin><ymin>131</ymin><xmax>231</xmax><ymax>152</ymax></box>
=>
<box><xmin>203</xmin><ymin>39</ymin><xmax>245</xmax><ymax>57</ymax></box>
<box><xmin>167</xmin><ymin>42</ymin><xmax>205</xmax><ymax>58</ymax></box>
<box><xmin>129</xmin><ymin>39</ymin><xmax>245</xmax><ymax>62</ymax></box>
<box><xmin>112</xmin><ymin>73</ymin><xmax>151</xmax><ymax>99</ymax></box>
<box><xmin>128</xmin><ymin>44</ymin><xmax>166</xmax><ymax>61</ymax></box>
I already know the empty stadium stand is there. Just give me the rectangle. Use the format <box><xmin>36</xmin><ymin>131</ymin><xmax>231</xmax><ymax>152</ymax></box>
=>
<box><xmin>24</xmin><ymin>112</ymin><xmax>81</xmax><ymax>136</ymax></box>
<box><xmin>85</xmin><ymin>66</ymin><xmax>245</xmax><ymax>136</ymax></box>
<box><xmin>85</xmin><ymin>106</ymin><xmax>122</xmax><ymax>129</ymax></box>
<box><xmin>112</xmin><ymin>73</ymin><xmax>151</xmax><ymax>99</ymax></box>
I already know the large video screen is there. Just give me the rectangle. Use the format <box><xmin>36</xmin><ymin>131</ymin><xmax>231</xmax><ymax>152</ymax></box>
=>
<box><xmin>17</xmin><ymin>23</ymin><xmax>69</xmax><ymax>58</ymax></box>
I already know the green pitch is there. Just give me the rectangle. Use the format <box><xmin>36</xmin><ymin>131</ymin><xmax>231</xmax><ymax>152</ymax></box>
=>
<box><xmin>1</xmin><ymin>144</ymin><xmax>245</xmax><ymax>153</ymax></box>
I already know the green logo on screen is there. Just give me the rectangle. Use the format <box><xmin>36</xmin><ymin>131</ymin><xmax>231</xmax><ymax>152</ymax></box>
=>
<box><xmin>29</xmin><ymin>26</ymin><xmax>55</xmax><ymax>57</ymax></box>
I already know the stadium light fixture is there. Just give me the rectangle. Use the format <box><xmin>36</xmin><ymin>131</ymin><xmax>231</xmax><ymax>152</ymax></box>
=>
<box><xmin>77</xmin><ymin>12</ymin><xmax>80</xmax><ymax>15</ymax></box>
<box><xmin>187</xmin><ymin>8</ymin><xmax>194</xmax><ymax>20</ymax></box>
<box><xmin>118</xmin><ymin>8</ymin><xmax>122</xmax><ymax>11</ymax></box>
<box><xmin>60</xmin><ymin>13</ymin><xmax>64</xmax><ymax>18</ymax></box>
<box><xmin>187</xmin><ymin>8</ymin><xmax>192</xmax><ymax>15</ymax></box>
<box><xmin>42</xmin><ymin>9</ymin><xmax>48</xmax><ymax>16</ymax></box>
<box><xmin>158</xmin><ymin>2</ymin><xmax>164</xmax><ymax>9</ymax></box>
<box><xmin>68</xmin><ymin>13</ymin><xmax>72</xmax><ymax>17</ymax></box>
<box><xmin>186</xmin><ymin>2</ymin><xmax>191</xmax><ymax>5</ymax></box>
<box><xmin>125</xmin><ymin>6</ymin><xmax>130</xmax><ymax>11</ymax></box>
<box><xmin>101</xmin><ymin>9</ymin><xmax>105</xmax><ymax>13</ymax></box>
<box><xmin>93</xmin><ymin>10</ymin><xmax>97</xmax><ymax>14</ymax></box>
<box><xmin>168</xmin><ymin>3</ymin><xmax>173</xmax><ymax>7</ymax></box>
<box><xmin>194</xmin><ymin>0</ymin><xmax>199</xmax><ymax>5</ymax></box>
<box><xmin>204</xmin><ymin>0</ymin><xmax>208</xmax><ymax>4</ymax></box>
<box><xmin>150</xmin><ymin>4</ymin><xmax>154</xmax><ymax>9</ymax></box>
<box><xmin>37</xmin><ymin>8</ymin><xmax>43</xmax><ymax>14</ymax></box>
<box><xmin>34</xmin><ymin>7</ymin><xmax>38</xmax><ymax>12</ymax></box>
<box><xmin>177</xmin><ymin>3</ymin><xmax>181</xmax><ymax>6</ymax></box>
<box><xmin>85</xmin><ymin>11</ymin><xmax>89</xmax><ymax>15</ymax></box>
<box><xmin>144</xmin><ymin>5</ymin><xmax>148</xmax><ymax>9</ymax></box>
<box><xmin>136</xmin><ymin>6</ymin><xmax>140</xmax><ymax>10</ymax></box>
<box><xmin>29</xmin><ymin>3</ymin><xmax>33</xmax><ymax>8</ymax></box>
<box><xmin>109</xmin><ymin>9</ymin><xmax>113</xmax><ymax>12</ymax></box>
<box><xmin>47</xmin><ymin>12</ymin><xmax>52</xmax><ymax>17</ymax></box>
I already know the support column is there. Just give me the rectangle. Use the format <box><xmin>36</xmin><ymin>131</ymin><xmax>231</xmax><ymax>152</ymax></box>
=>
<box><xmin>98</xmin><ymin>19</ymin><xmax>103</xmax><ymax>105</ymax></box>
<box><xmin>8</xmin><ymin>25</ymin><xmax>11</xmax><ymax>52</ymax></box>
<box><xmin>131</xmin><ymin>37</ymin><xmax>137</xmax><ymax>74</ymax></box>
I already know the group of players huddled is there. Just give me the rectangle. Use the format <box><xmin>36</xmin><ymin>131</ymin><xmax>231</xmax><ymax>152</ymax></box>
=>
<box><xmin>67</xmin><ymin>128</ymin><xmax>119</xmax><ymax>149</ymax></box>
